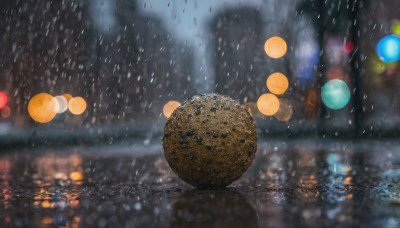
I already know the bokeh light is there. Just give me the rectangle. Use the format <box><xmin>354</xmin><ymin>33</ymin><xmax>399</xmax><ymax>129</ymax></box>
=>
<box><xmin>53</xmin><ymin>96</ymin><xmax>68</xmax><ymax>113</ymax></box>
<box><xmin>376</xmin><ymin>34</ymin><xmax>400</xmax><ymax>63</ymax></box>
<box><xmin>326</xmin><ymin>38</ymin><xmax>345</xmax><ymax>65</ymax></box>
<box><xmin>62</xmin><ymin>93</ymin><xmax>73</xmax><ymax>102</ymax></box>
<box><xmin>267</xmin><ymin>72</ymin><xmax>289</xmax><ymax>95</ymax></box>
<box><xmin>386</xmin><ymin>61</ymin><xmax>399</xmax><ymax>76</ymax></box>
<box><xmin>244</xmin><ymin>102</ymin><xmax>262</xmax><ymax>118</ymax></box>
<box><xmin>321</xmin><ymin>79</ymin><xmax>350</xmax><ymax>110</ymax></box>
<box><xmin>305</xmin><ymin>89</ymin><xmax>318</xmax><ymax>118</ymax></box>
<box><xmin>41</xmin><ymin>216</ymin><xmax>53</xmax><ymax>225</ymax></box>
<box><xmin>370</xmin><ymin>54</ymin><xmax>386</xmax><ymax>74</ymax></box>
<box><xmin>274</xmin><ymin>98</ymin><xmax>293</xmax><ymax>122</ymax></box>
<box><xmin>343</xmin><ymin>41</ymin><xmax>354</xmax><ymax>54</ymax></box>
<box><xmin>28</xmin><ymin>93</ymin><xmax>57</xmax><ymax>123</ymax></box>
<box><xmin>68</xmin><ymin>97</ymin><xmax>87</xmax><ymax>115</ymax></box>
<box><xmin>257</xmin><ymin>93</ymin><xmax>280</xmax><ymax>116</ymax></box>
<box><xmin>0</xmin><ymin>92</ymin><xmax>7</xmax><ymax>109</ymax></box>
<box><xmin>69</xmin><ymin>171</ymin><xmax>83</xmax><ymax>181</ymax></box>
<box><xmin>326</xmin><ymin>68</ymin><xmax>345</xmax><ymax>80</ymax></box>
<box><xmin>163</xmin><ymin>101</ymin><xmax>181</xmax><ymax>118</ymax></box>
<box><xmin>264</xmin><ymin>36</ymin><xmax>287</xmax><ymax>59</ymax></box>
<box><xmin>41</xmin><ymin>201</ymin><xmax>51</xmax><ymax>208</ymax></box>
<box><xmin>295</xmin><ymin>39</ymin><xmax>319</xmax><ymax>81</ymax></box>
<box><xmin>1</xmin><ymin>106</ymin><xmax>10</xmax><ymax>118</ymax></box>
<box><xmin>391</xmin><ymin>21</ymin><xmax>400</xmax><ymax>36</ymax></box>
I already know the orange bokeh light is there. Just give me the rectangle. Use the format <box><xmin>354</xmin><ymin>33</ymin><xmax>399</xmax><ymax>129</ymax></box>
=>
<box><xmin>28</xmin><ymin>93</ymin><xmax>57</xmax><ymax>123</ymax></box>
<box><xmin>69</xmin><ymin>171</ymin><xmax>83</xmax><ymax>181</ymax></box>
<box><xmin>257</xmin><ymin>93</ymin><xmax>280</xmax><ymax>116</ymax></box>
<box><xmin>41</xmin><ymin>216</ymin><xmax>54</xmax><ymax>225</ymax></box>
<box><xmin>267</xmin><ymin>72</ymin><xmax>289</xmax><ymax>95</ymax></box>
<box><xmin>41</xmin><ymin>201</ymin><xmax>51</xmax><ymax>208</ymax></box>
<box><xmin>274</xmin><ymin>98</ymin><xmax>293</xmax><ymax>122</ymax></box>
<box><xmin>68</xmin><ymin>97</ymin><xmax>87</xmax><ymax>115</ymax></box>
<box><xmin>264</xmin><ymin>36</ymin><xmax>287</xmax><ymax>59</ymax></box>
<box><xmin>163</xmin><ymin>101</ymin><xmax>181</xmax><ymax>118</ymax></box>
<box><xmin>62</xmin><ymin>93</ymin><xmax>73</xmax><ymax>102</ymax></box>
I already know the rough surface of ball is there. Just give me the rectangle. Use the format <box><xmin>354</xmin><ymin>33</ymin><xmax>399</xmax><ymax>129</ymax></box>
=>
<box><xmin>163</xmin><ymin>94</ymin><xmax>257</xmax><ymax>188</ymax></box>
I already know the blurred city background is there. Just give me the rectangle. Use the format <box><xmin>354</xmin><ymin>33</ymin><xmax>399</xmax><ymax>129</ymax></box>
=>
<box><xmin>1</xmin><ymin>0</ymin><xmax>400</xmax><ymax>147</ymax></box>
<box><xmin>2</xmin><ymin>1</ymin><xmax>400</xmax><ymax>227</ymax></box>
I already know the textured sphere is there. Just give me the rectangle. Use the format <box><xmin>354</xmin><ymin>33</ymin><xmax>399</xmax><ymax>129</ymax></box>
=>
<box><xmin>163</xmin><ymin>94</ymin><xmax>257</xmax><ymax>188</ymax></box>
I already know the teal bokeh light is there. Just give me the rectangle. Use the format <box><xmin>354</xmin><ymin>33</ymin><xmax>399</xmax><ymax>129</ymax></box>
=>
<box><xmin>376</xmin><ymin>35</ymin><xmax>400</xmax><ymax>63</ymax></box>
<box><xmin>321</xmin><ymin>79</ymin><xmax>350</xmax><ymax>110</ymax></box>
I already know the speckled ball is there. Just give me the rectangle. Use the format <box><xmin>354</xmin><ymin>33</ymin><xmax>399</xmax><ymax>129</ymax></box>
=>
<box><xmin>163</xmin><ymin>94</ymin><xmax>257</xmax><ymax>188</ymax></box>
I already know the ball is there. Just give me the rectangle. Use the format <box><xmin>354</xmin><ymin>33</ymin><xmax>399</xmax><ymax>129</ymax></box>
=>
<box><xmin>163</xmin><ymin>94</ymin><xmax>257</xmax><ymax>188</ymax></box>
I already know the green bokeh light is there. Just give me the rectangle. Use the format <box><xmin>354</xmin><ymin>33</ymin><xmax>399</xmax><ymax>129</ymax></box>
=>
<box><xmin>392</xmin><ymin>22</ymin><xmax>400</xmax><ymax>36</ymax></box>
<box><xmin>321</xmin><ymin>79</ymin><xmax>350</xmax><ymax>110</ymax></box>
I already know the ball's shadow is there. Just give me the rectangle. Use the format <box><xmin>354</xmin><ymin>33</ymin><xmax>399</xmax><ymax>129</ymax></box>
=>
<box><xmin>170</xmin><ymin>189</ymin><xmax>259</xmax><ymax>228</ymax></box>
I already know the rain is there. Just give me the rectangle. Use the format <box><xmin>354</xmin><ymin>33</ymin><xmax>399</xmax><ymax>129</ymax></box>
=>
<box><xmin>1</xmin><ymin>0</ymin><xmax>400</xmax><ymax>227</ymax></box>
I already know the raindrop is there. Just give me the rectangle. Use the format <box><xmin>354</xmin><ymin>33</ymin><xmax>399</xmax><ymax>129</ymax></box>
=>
<box><xmin>134</xmin><ymin>202</ymin><xmax>142</xmax><ymax>210</ymax></box>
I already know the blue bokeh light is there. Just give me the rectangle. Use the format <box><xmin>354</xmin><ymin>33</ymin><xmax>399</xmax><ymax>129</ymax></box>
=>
<box><xmin>376</xmin><ymin>35</ymin><xmax>400</xmax><ymax>63</ymax></box>
<box><xmin>321</xmin><ymin>79</ymin><xmax>350</xmax><ymax>110</ymax></box>
<box><xmin>295</xmin><ymin>40</ymin><xmax>319</xmax><ymax>85</ymax></box>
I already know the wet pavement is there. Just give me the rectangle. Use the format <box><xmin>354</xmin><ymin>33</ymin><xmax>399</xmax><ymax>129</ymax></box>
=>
<box><xmin>1</xmin><ymin>139</ymin><xmax>400</xmax><ymax>227</ymax></box>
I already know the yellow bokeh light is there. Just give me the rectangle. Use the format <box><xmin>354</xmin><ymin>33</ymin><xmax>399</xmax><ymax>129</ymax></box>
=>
<box><xmin>267</xmin><ymin>72</ymin><xmax>289</xmax><ymax>95</ymax></box>
<box><xmin>41</xmin><ymin>201</ymin><xmax>51</xmax><ymax>208</ymax></box>
<box><xmin>257</xmin><ymin>93</ymin><xmax>280</xmax><ymax>116</ymax></box>
<box><xmin>264</xmin><ymin>36</ymin><xmax>287</xmax><ymax>58</ymax></box>
<box><xmin>69</xmin><ymin>171</ymin><xmax>83</xmax><ymax>181</ymax></box>
<box><xmin>244</xmin><ymin>102</ymin><xmax>262</xmax><ymax>118</ymax></box>
<box><xmin>68</xmin><ymin>97</ymin><xmax>87</xmax><ymax>115</ymax></box>
<box><xmin>62</xmin><ymin>93</ymin><xmax>73</xmax><ymax>102</ymax></box>
<box><xmin>274</xmin><ymin>98</ymin><xmax>293</xmax><ymax>122</ymax></box>
<box><xmin>53</xmin><ymin>96</ymin><xmax>68</xmax><ymax>113</ymax></box>
<box><xmin>163</xmin><ymin>101</ymin><xmax>181</xmax><ymax>118</ymax></box>
<box><xmin>28</xmin><ymin>93</ymin><xmax>57</xmax><ymax>123</ymax></box>
<box><xmin>343</xmin><ymin>176</ymin><xmax>352</xmax><ymax>185</ymax></box>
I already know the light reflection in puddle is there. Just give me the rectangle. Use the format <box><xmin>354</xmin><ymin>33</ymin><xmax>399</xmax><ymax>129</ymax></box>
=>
<box><xmin>0</xmin><ymin>142</ymin><xmax>400</xmax><ymax>227</ymax></box>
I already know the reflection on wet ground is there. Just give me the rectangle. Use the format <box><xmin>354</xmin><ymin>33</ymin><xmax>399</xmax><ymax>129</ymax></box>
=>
<box><xmin>1</xmin><ymin>140</ymin><xmax>400</xmax><ymax>227</ymax></box>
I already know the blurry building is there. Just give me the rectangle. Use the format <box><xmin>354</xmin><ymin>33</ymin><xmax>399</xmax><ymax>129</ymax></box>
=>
<box><xmin>0</xmin><ymin>0</ymin><xmax>195</xmax><ymax>127</ymax></box>
<box><xmin>0</xmin><ymin>0</ymin><xmax>93</xmax><ymax>126</ymax></box>
<box><xmin>209</xmin><ymin>7</ymin><xmax>266</xmax><ymax>103</ymax></box>
<box><xmin>93</xmin><ymin>0</ymin><xmax>195</xmax><ymax>125</ymax></box>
